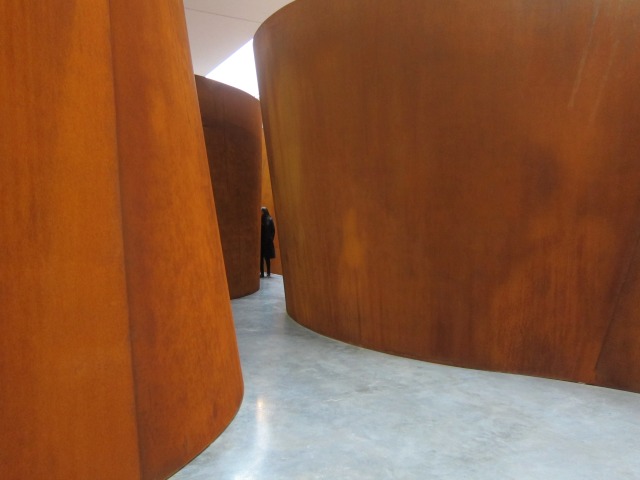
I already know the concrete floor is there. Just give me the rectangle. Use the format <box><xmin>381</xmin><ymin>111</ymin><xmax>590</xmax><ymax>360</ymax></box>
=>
<box><xmin>173</xmin><ymin>275</ymin><xmax>640</xmax><ymax>480</ymax></box>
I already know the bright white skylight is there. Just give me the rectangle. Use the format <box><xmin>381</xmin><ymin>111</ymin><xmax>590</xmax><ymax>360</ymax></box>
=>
<box><xmin>206</xmin><ymin>39</ymin><xmax>260</xmax><ymax>99</ymax></box>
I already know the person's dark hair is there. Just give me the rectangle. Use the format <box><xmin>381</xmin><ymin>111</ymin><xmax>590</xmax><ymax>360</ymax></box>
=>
<box><xmin>261</xmin><ymin>206</ymin><xmax>269</xmax><ymax>215</ymax></box>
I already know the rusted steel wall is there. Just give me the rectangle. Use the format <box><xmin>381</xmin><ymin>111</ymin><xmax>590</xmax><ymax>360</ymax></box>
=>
<box><xmin>254</xmin><ymin>0</ymin><xmax>640</xmax><ymax>392</ymax></box>
<box><xmin>195</xmin><ymin>76</ymin><xmax>262</xmax><ymax>297</ymax></box>
<box><xmin>0</xmin><ymin>2</ymin><xmax>243</xmax><ymax>479</ymax></box>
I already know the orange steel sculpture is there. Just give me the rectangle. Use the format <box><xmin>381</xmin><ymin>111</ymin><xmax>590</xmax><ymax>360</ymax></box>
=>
<box><xmin>195</xmin><ymin>76</ymin><xmax>263</xmax><ymax>298</ymax></box>
<box><xmin>1</xmin><ymin>1</ymin><xmax>243</xmax><ymax>479</ymax></box>
<box><xmin>254</xmin><ymin>0</ymin><xmax>640</xmax><ymax>393</ymax></box>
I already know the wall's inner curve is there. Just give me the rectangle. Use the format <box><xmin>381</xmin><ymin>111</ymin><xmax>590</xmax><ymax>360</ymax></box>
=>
<box><xmin>254</xmin><ymin>0</ymin><xmax>640</xmax><ymax>392</ymax></box>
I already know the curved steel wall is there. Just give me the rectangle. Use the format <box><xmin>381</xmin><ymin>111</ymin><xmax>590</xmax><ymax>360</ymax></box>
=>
<box><xmin>254</xmin><ymin>0</ymin><xmax>640</xmax><ymax>392</ymax></box>
<box><xmin>0</xmin><ymin>2</ymin><xmax>243</xmax><ymax>479</ymax></box>
<box><xmin>195</xmin><ymin>76</ymin><xmax>262</xmax><ymax>298</ymax></box>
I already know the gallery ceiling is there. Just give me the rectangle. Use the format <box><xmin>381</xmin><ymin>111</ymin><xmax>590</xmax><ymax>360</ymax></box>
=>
<box><xmin>184</xmin><ymin>0</ymin><xmax>294</xmax><ymax>75</ymax></box>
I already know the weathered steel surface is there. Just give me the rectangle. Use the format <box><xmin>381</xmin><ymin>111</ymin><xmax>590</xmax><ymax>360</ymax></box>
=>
<box><xmin>255</xmin><ymin>0</ymin><xmax>640</xmax><ymax>392</ymax></box>
<box><xmin>0</xmin><ymin>2</ymin><xmax>243</xmax><ymax>478</ymax></box>
<box><xmin>195</xmin><ymin>76</ymin><xmax>262</xmax><ymax>298</ymax></box>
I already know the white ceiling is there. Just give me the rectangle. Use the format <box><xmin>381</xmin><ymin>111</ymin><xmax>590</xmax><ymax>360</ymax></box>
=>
<box><xmin>184</xmin><ymin>0</ymin><xmax>294</xmax><ymax>76</ymax></box>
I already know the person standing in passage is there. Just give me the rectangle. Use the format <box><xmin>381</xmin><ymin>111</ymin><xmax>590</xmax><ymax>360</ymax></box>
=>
<box><xmin>260</xmin><ymin>206</ymin><xmax>276</xmax><ymax>278</ymax></box>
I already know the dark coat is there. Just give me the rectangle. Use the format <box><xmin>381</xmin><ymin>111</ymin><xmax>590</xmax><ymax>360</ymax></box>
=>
<box><xmin>261</xmin><ymin>214</ymin><xmax>276</xmax><ymax>259</ymax></box>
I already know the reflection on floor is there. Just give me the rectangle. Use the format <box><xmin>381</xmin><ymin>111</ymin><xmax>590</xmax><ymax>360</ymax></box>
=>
<box><xmin>172</xmin><ymin>274</ymin><xmax>640</xmax><ymax>480</ymax></box>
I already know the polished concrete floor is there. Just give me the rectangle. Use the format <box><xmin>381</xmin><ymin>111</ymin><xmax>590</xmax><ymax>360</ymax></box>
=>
<box><xmin>173</xmin><ymin>275</ymin><xmax>640</xmax><ymax>480</ymax></box>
